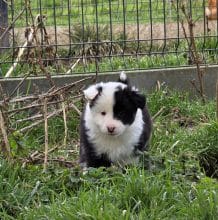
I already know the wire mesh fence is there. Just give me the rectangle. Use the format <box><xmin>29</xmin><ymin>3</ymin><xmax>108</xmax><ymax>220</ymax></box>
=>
<box><xmin>0</xmin><ymin>0</ymin><xmax>218</xmax><ymax>77</ymax></box>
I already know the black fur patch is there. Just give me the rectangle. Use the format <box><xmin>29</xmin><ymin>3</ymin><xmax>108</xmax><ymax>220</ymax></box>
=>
<box><xmin>79</xmin><ymin>113</ymin><xmax>111</xmax><ymax>168</ymax></box>
<box><xmin>134</xmin><ymin>106</ymin><xmax>152</xmax><ymax>152</ymax></box>
<box><xmin>113</xmin><ymin>87</ymin><xmax>146</xmax><ymax>125</ymax></box>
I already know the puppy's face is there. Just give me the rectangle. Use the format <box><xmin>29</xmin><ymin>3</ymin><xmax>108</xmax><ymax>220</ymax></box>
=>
<box><xmin>84</xmin><ymin>82</ymin><xmax>145</xmax><ymax>137</ymax></box>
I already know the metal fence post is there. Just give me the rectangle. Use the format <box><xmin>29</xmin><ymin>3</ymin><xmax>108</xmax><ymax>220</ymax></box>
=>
<box><xmin>0</xmin><ymin>0</ymin><xmax>9</xmax><ymax>53</ymax></box>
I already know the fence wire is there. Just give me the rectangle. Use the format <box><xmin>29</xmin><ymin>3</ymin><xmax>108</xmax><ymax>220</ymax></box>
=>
<box><xmin>0</xmin><ymin>0</ymin><xmax>218</xmax><ymax>77</ymax></box>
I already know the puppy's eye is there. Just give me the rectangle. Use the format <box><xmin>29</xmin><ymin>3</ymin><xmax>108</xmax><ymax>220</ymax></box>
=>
<box><xmin>101</xmin><ymin>111</ymin><xmax>106</xmax><ymax>116</ymax></box>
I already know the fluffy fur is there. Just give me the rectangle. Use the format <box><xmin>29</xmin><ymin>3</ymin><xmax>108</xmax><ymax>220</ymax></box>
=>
<box><xmin>79</xmin><ymin>73</ymin><xmax>152</xmax><ymax>168</ymax></box>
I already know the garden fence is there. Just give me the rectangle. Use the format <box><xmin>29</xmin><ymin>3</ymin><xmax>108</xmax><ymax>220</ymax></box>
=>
<box><xmin>0</xmin><ymin>0</ymin><xmax>218</xmax><ymax>77</ymax></box>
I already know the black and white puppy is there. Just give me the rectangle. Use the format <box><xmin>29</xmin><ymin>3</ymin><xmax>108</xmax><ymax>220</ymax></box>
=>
<box><xmin>79</xmin><ymin>72</ymin><xmax>152</xmax><ymax>168</ymax></box>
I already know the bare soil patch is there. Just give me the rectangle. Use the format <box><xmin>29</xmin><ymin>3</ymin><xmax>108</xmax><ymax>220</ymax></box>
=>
<box><xmin>12</xmin><ymin>20</ymin><xmax>218</xmax><ymax>48</ymax></box>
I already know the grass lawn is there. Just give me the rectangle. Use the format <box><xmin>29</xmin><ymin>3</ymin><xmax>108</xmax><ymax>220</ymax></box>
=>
<box><xmin>0</xmin><ymin>87</ymin><xmax>218</xmax><ymax>219</ymax></box>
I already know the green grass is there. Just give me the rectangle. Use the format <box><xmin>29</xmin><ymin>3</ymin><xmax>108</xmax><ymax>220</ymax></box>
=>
<box><xmin>0</xmin><ymin>88</ymin><xmax>218</xmax><ymax>219</ymax></box>
<box><xmin>11</xmin><ymin>0</ymin><xmax>204</xmax><ymax>27</ymax></box>
<box><xmin>1</xmin><ymin>33</ymin><xmax>218</xmax><ymax>77</ymax></box>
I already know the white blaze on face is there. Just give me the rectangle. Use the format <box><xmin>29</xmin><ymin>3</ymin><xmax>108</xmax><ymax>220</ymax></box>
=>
<box><xmin>84</xmin><ymin>82</ymin><xmax>127</xmax><ymax>136</ymax></box>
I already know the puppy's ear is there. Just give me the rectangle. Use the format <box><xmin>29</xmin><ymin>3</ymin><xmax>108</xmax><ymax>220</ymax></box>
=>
<box><xmin>118</xmin><ymin>71</ymin><xmax>129</xmax><ymax>85</ymax></box>
<box><xmin>83</xmin><ymin>84</ymin><xmax>103</xmax><ymax>101</ymax></box>
<box><xmin>132</xmin><ymin>91</ymin><xmax>146</xmax><ymax>110</ymax></box>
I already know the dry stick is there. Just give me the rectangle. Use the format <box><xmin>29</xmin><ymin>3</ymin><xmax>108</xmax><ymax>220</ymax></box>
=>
<box><xmin>46</xmin><ymin>158</ymin><xmax>76</xmax><ymax>167</ymax></box>
<box><xmin>0</xmin><ymin>109</ymin><xmax>11</xmax><ymax>159</ymax></box>
<box><xmin>32</xmin><ymin>146</ymin><xmax>59</xmax><ymax>159</ymax></box>
<box><xmin>1</xmin><ymin>95</ymin><xmax>38</xmax><ymax>104</ymax></box>
<box><xmin>7</xmin><ymin>100</ymin><xmax>63</xmax><ymax>114</ymax></box>
<box><xmin>156</xmin><ymin>80</ymin><xmax>161</xmax><ymax>91</ymax></box>
<box><xmin>187</xmin><ymin>19</ymin><xmax>205</xmax><ymax>103</ymax></box>
<box><xmin>23</xmin><ymin>145</ymin><xmax>59</xmax><ymax>167</ymax></box>
<box><xmin>5</xmin><ymin>27</ymin><xmax>35</xmax><ymax>77</ymax></box>
<box><xmin>35</xmin><ymin>41</ymin><xmax>55</xmax><ymax>88</ymax></box>
<box><xmin>43</xmin><ymin>98</ymin><xmax>48</xmax><ymax>172</ymax></box>
<box><xmin>180</xmin><ymin>6</ymin><xmax>206</xmax><ymax>103</ymax></box>
<box><xmin>9</xmin><ymin>72</ymin><xmax>32</xmax><ymax>98</ymax></box>
<box><xmin>47</xmin><ymin>145</ymin><xmax>59</xmax><ymax>154</ymax></box>
<box><xmin>189</xmin><ymin>79</ymin><xmax>202</xmax><ymax>95</ymax></box>
<box><xmin>24</xmin><ymin>156</ymin><xmax>76</xmax><ymax>168</ymax></box>
<box><xmin>4</xmin><ymin>12</ymin><xmax>50</xmax><ymax>78</ymax></box>
<box><xmin>23</xmin><ymin>1</ymin><xmax>55</xmax><ymax>87</ymax></box>
<box><xmin>0</xmin><ymin>83</ymin><xmax>8</xmax><ymax>105</ymax></box>
<box><xmin>15</xmin><ymin>100</ymin><xmax>81</xmax><ymax>124</ymax></box>
<box><xmin>29</xmin><ymin>12</ymin><xmax>55</xmax><ymax>87</ymax></box>
<box><xmin>18</xmin><ymin>102</ymin><xmax>81</xmax><ymax>133</ymax></box>
<box><xmin>47</xmin><ymin>77</ymin><xmax>92</xmax><ymax>96</ymax></box>
<box><xmin>8</xmin><ymin>95</ymin><xmax>82</xmax><ymax>115</ymax></box>
<box><xmin>152</xmin><ymin>107</ymin><xmax>166</xmax><ymax>121</ymax></box>
<box><xmin>69</xmin><ymin>102</ymin><xmax>81</xmax><ymax>116</ymax></box>
<box><xmin>0</xmin><ymin>85</ymin><xmax>11</xmax><ymax>159</ymax></box>
<box><xmin>66</xmin><ymin>58</ymin><xmax>81</xmax><ymax>74</ymax></box>
<box><xmin>216</xmin><ymin>80</ymin><xmax>218</xmax><ymax>121</ymax></box>
<box><xmin>16</xmin><ymin>113</ymin><xmax>43</xmax><ymax>123</ymax></box>
<box><xmin>1</xmin><ymin>77</ymin><xmax>91</xmax><ymax>106</ymax></box>
<box><xmin>60</xmin><ymin>95</ymin><xmax>68</xmax><ymax>147</ymax></box>
<box><xmin>0</xmin><ymin>7</ymin><xmax>26</xmax><ymax>42</ymax></box>
<box><xmin>30</xmin><ymin>150</ymin><xmax>40</xmax><ymax>159</ymax></box>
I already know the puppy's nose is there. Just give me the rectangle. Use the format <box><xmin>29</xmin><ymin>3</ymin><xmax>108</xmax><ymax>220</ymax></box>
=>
<box><xmin>107</xmin><ymin>126</ymin><xmax>115</xmax><ymax>133</ymax></box>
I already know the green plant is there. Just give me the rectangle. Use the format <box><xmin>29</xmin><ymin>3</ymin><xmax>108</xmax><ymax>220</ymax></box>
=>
<box><xmin>1</xmin><ymin>88</ymin><xmax>218</xmax><ymax>219</ymax></box>
<box><xmin>70</xmin><ymin>23</ymin><xmax>122</xmax><ymax>60</ymax></box>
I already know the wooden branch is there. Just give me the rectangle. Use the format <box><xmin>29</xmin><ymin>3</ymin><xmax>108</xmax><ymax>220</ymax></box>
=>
<box><xmin>21</xmin><ymin>146</ymin><xmax>77</xmax><ymax>168</ymax></box>
<box><xmin>8</xmin><ymin>95</ymin><xmax>82</xmax><ymax>116</ymax></box>
<box><xmin>9</xmin><ymin>72</ymin><xmax>31</xmax><ymax>98</ymax></box>
<box><xmin>43</xmin><ymin>98</ymin><xmax>48</xmax><ymax>172</ymax></box>
<box><xmin>47</xmin><ymin>158</ymin><xmax>77</xmax><ymax>168</ymax></box>
<box><xmin>60</xmin><ymin>95</ymin><xmax>68</xmax><ymax>147</ymax></box>
<box><xmin>30</xmin><ymin>150</ymin><xmax>40</xmax><ymax>159</ymax></box>
<box><xmin>5</xmin><ymin>27</ymin><xmax>35</xmax><ymax>77</ymax></box>
<box><xmin>69</xmin><ymin>102</ymin><xmax>81</xmax><ymax>116</ymax></box>
<box><xmin>48</xmin><ymin>76</ymin><xmax>92</xmax><ymax>96</ymax></box>
<box><xmin>48</xmin><ymin>145</ymin><xmax>59</xmax><ymax>154</ymax></box>
<box><xmin>18</xmin><ymin>101</ymin><xmax>81</xmax><ymax>133</ymax></box>
<box><xmin>178</xmin><ymin>3</ymin><xmax>206</xmax><ymax>104</ymax></box>
<box><xmin>0</xmin><ymin>109</ymin><xmax>11</xmax><ymax>159</ymax></box>
<box><xmin>190</xmin><ymin>79</ymin><xmax>202</xmax><ymax>95</ymax></box>
<box><xmin>1</xmin><ymin>76</ymin><xmax>91</xmax><ymax>105</ymax></box>
<box><xmin>152</xmin><ymin>107</ymin><xmax>166</xmax><ymax>121</ymax></box>
<box><xmin>25</xmin><ymin>146</ymin><xmax>59</xmax><ymax>163</ymax></box>
<box><xmin>15</xmin><ymin>113</ymin><xmax>43</xmax><ymax>123</ymax></box>
<box><xmin>0</xmin><ymin>77</ymin><xmax>90</xmax><ymax>108</ymax></box>
<box><xmin>66</xmin><ymin>58</ymin><xmax>81</xmax><ymax>74</ymax></box>
<box><xmin>0</xmin><ymin>7</ymin><xmax>26</xmax><ymax>42</ymax></box>
<box><xmin>22</xmin><ymin>156</ymin><xmax>77</xmax><ymax>168</ymax></box>
<box><xmin>7</xmin><ymin>100</ymin><xmax>63</xmax><ymax>114</ymax></box>
<box><xmin>156</xmin><ymin>80</ymin><xmax>161</xmax><ymax>91</ymax></box>
<box><xmin>29</xmin><ymin>13</ymin><xmax>55</xmax><ymax>87</ymax></box>
<box><xmin>17</xmin><ymin>109</ymin><xmax>58</xmax><ymax>133</ymax></box>
<box><xmin>216</xmin><ymin>80</ymin><xmax>218</xmax><ymax>121</ymax></box>
<box><xmin>1</xmin><ymin>95</ymin><xmax>38</xmax><ymax>104</ymax></box>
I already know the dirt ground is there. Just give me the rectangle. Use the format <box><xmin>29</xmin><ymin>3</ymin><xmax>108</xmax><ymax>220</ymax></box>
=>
<box><xmin>12</xmin><ymin>20</ymin><xmax>218</xmax><ymax>48</ymax></box>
